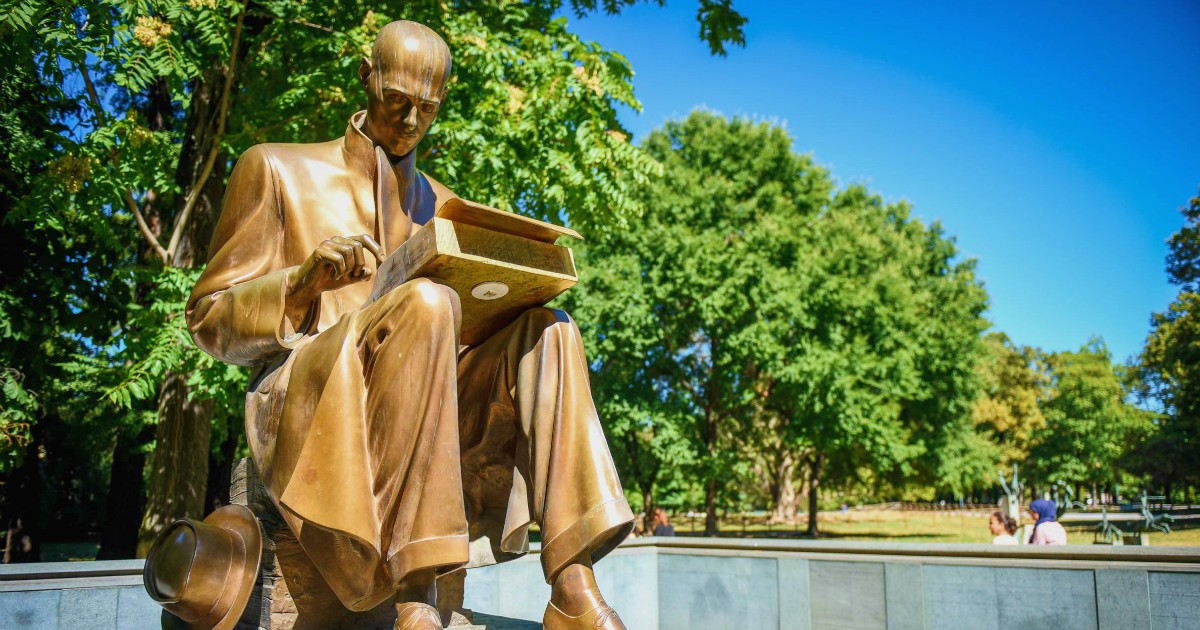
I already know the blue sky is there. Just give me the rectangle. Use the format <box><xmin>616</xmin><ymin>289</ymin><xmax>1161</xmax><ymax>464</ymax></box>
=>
<box><xmin>568</xmin><ymin>0</ymin><xmax>1200</xmax><ymax>362</ymax></box>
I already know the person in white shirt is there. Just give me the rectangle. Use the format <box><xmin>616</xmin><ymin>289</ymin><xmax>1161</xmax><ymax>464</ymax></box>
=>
<box><xmin>989</xmin><ymin>511</ymin><xmax>1019</xmax><ymax>545</ymax></box>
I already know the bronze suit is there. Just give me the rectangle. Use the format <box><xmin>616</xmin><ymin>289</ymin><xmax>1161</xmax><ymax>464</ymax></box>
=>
<box><xmin>187</xmin><ymin>111</ymin><xmax>634</xmax><ymax>611</ymax></box>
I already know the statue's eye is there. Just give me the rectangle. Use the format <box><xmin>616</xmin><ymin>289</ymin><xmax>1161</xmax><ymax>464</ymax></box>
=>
<box><xmin>421</xmin><ymin>103</ymin><xmax>437</xmax><ymax>114</ymax></box>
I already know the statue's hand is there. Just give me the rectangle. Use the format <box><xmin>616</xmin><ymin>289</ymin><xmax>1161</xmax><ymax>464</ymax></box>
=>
<box><xmin>285</xmin><ymin>235</ymin><xmax>383</xmax><ymax>324</ymax></box>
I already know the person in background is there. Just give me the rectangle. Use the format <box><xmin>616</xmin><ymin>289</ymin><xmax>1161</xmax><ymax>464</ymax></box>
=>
<box><xmin>652</xmin><ymin>508</ymin><xmax>676</xmax><ymax>537</ymax></box>
<box><xmin>3</xmin><ymin>516</ymin><xmax>35</xmax><ymax>564</ymax></box>
<box><xmin>1028</xmin><ymin>498</ymin><xmax>1068</xmax><ymax>545</ymax></box>
<box><xmin>988</xmin><ymin>511</ymin><xmax>1019</xmax><ymax>545</ymax></box>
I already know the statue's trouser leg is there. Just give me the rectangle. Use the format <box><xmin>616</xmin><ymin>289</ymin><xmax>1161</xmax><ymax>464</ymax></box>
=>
<box><xmin>360</xmin><ymin>279</ymin><xmax>470</xmax><ymax>586</ymax></box>
<box><xmin>457</xmin><ymin>307</ymin><xmax>635</xmax><ymax>582</ymax></box>
<box><xmin>270</xmin><ymin>278</ymin><xmax>470</xmax><ymax>611</ymax></box>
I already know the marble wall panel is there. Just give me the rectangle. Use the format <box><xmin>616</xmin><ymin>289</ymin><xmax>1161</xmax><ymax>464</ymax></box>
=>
<box><xmin>809</xmin><ymin>561</ymin><xmax>886</xmax><ymax>630</ymax></box>
<box><xmin>922</xmin><ymin>565</ymin><xmax>998</xmax><ymax>630</ymax></box>
<box><xmin>994</xmin><ymin>568</ymin><xmax>1097</xmax><ymax>630</ymax></box>
<box><xmin>0</xmin><ymin>589</ymin><xmax>59</xmax><ymax>629</ymax></box>
<box><xmin>1095</xmin><ymin>569</ymin><xmax>1149</xmax><ymax>629</ymax></box>
<box><xmin>658</xmin><ymin>554</ymin><xmax>779</xmax><ymax>630</ymax></box>
<box><xmin>59</xmin><ymin>587</ymin><xmax>119</xmax><ymax>629</ymax></box>
<box><xmin>778</xmin><ymin>557</ymin><xmax>811</xmax><ymax>630</ymax></box>
<box><xmin>884</xmin><ymin>563</ymin><xmax>923</xmax><ymax>630</ymax></box>
<box><xmin>1149</xmin><ymin>571</ymin><xmax>1200</xmax><ymax>630</ymax></box>
<box><xmin>117</xmin><ymin>585</ymin><xmax>163</xmax><ymax>630</ymax></box>
<box><xmin>594</xmin><ymin>551</ymin><xmax>659</xmax><ymax>630</ymax></box>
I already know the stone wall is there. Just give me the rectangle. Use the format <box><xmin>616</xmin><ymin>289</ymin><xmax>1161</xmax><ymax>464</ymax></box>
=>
<box><xmin>3</xmin><ymin>539</ymin><xmax>1199</xmax><ymax>629</ymax></box>
<box><xmin>462</xmin><ymin>538</ymin><xmax>1200</xmax><ymax>630</ymax></box>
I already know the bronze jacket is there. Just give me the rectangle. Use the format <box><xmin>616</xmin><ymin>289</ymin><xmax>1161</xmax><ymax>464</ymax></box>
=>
<box><xmin>187</xmin><ymin>111</ymin><xmax>454</xmax><ymax>369</ymax></box>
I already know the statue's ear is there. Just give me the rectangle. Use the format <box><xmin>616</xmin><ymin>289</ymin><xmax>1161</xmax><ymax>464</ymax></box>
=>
<box><xmin>358</xmin><ymin>57</ymin><xmax>373</xmax><ymax>90</ymax></box>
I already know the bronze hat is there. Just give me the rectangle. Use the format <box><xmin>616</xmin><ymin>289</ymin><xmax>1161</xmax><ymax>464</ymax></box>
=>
<box><xmin>143</xmin><ymin>504</ymin><xmax>263</xmax><ymax>630</ymax></box>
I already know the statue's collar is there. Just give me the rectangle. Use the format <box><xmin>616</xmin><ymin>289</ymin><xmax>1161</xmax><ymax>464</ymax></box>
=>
<box><xmin>343</xmin><ymin>110</ymin><xmax>417</xmax><ymax>185</ymax></box>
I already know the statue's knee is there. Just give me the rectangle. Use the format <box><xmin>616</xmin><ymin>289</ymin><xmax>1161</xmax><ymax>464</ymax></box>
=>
<box><xmin>409</xmin><ymin>278</ymin><xmax>460</xmax><ymax>322</ymax></box>
<box><xmin>372</xmin><ymin>278</ymin><xmax>459</xmax><ymax>329</ymax></box>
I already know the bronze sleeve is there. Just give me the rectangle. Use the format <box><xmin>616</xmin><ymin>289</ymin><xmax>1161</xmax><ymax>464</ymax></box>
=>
<box><xmin>186</xmin><ymin>145</ymin><xmax>317</xmax><ymax>366</ymax></box>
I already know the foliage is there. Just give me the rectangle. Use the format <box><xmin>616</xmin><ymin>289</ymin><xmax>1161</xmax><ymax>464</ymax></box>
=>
<box><xmin>1027</xmin><ymin>339</ymin><xmax>1155</xmax><ymax>489</ymax></box>
<box><xmin>0</xmin><ymin>0</ymin><xmax>745</xmax><ymax>543</ymax></box>
<box><xmin>567</xmin><ymin>111</ymin><xmax>991</xmax><ymax>533</ymax></box>
<box><xmin>0</xmin><ymin>32</ymin><xmax>137</xmax><ymax>488</ymax></box>
<box><xmin>0</xmin><ymin>370</ymin><xmax>37</xmax><ymax>474</ymax></box>
<box><xmin>1131</xmin><ymin>190</ymin><xmax>1200</xmax><ymax>490</ymax></box>
<box><xmin>1165</xmin><ymin>191</ymin><xmax>1200</xmax><ymax>292</ymax></box>
<box><xmin>971</xmin><ymin>332</ymin><xmax>1048</xmax><ymax>469</ymax></box>
<box><xmin>4</xmin><ymin>0</ymin><xmax>747</xmax><ymax>414</ymax></box>
<box><xmin>567</xmin><ymin>111</ymin><xmax>832</xmax><ymax>526</ymax></box>
<box><xmin>766</xmin><ymin>186</ymin><xmax>991</xmax><ymax>509</ymax></box>
<box><xmin>84</xmin><ymin>267</ymin><xmax>247</xmax><ymax>420</ymax></box>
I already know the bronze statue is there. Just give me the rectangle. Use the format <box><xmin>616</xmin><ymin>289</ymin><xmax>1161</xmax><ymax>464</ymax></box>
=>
<box><xmin>187</xmin><ymin>20</ymin><xmax>634</xmax><ymax>630</ymax></box>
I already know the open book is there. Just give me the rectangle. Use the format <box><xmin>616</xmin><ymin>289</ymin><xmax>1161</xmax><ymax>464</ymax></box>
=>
<box><xmin>367</xmin><ymin>198</ymin><xmax>583</xmax><ymax>345</ymax></box>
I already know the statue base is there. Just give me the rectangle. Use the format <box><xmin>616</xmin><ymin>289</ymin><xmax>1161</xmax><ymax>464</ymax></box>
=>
<box><xmin>230</xmin><ymin>458</ymin><xmax>481</xmax><ymax>629</ymax></box>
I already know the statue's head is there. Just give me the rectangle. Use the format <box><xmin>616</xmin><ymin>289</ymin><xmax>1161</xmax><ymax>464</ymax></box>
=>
<box><xmin>358</xmin><ymin>21</ymin><xmax>451</xmax><ymax>158</ymax></box>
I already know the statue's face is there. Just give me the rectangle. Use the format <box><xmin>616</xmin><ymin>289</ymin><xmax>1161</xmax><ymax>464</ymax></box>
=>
<box><xmin>359</xmin><ymin>37</ymin><xmax>448</xmax><ymax>158</ymax></box>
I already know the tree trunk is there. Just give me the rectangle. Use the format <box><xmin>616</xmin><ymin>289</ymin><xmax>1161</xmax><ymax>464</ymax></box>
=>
<box><xmin>704</xmin><ymin>477</ymin><xmax>718</xmax><ymax>536</ymax></box>
<box><xmin>97</xmin><ymin>424</ymin><xmax>154</xmax><ymax>559</ymax></box>
<box><xmin>136</xmin><ymin>62</ymin><xmax>232</xmax><ymax>555</ymax></box>
<box><xmin>805</xmin><ymin>452</ymin><xmax>824</xmax><ymax>538</ymax></box>
<box><xmin>138</xmin><ymin>373</ymin><xmax>216</xmax><ymax>556</ymax></box>
<box><xmin>769</xmin><ymin>450</ymin><xmax>798</xmax><ymax>522</ymax></box>
<box><xmin>703</xmin><ymin>405</ymin><xmax>719</xmax><ymax>536</ymax></box>
<box><xmin>640</xmin><ymin>484</ymin><xmax>655</xmax><ymax>535</ymax></box>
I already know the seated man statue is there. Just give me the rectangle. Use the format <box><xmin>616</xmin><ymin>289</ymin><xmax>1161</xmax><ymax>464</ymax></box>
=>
<box><xmin>186</xmin><ymin>20</ymin><xmax>634</xmax><ymax>630</ymax></box>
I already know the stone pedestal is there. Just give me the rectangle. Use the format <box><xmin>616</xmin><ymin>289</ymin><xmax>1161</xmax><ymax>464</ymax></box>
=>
<box><xmin>231</xmin><ymin>458</ymin><xmax>482</xmax><ymax>629</ymax></box>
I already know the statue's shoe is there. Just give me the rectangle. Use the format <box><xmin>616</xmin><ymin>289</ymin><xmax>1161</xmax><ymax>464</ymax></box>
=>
<box><xmin>394</xmin><ymin>602</ymin><xmax>443</xmax><ymax>630</ymax></box>
<box><xmin>543</xmin><ymin>599</ymin><xmax>627</xmax><ymax>630</ymax></box>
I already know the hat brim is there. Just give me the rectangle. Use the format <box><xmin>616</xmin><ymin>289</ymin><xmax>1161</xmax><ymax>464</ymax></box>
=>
<box><xmin>160</xmin><ymin>504</ymin><xmax>263</xmax><ymax>630</ymax></box>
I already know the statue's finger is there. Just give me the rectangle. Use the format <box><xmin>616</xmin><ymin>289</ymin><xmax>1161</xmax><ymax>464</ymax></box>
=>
<box><xmin>349</xmin><ymin>240</ymin><xmax>366</xmax><ymax>276</ymax></box>
<box><xmin>352</xmin><ymin>234</ymin><xmax>384</xmax><ymax>264</ymax></box>
<box><xmin>317</xmin><ymin>249</ymin><xmax>347</xmax><ymax>278</ymax></box>
<box><xmin>329</xmin><ymin>241</ymin><xmax>357</xmax><ymax>273</ymax></box>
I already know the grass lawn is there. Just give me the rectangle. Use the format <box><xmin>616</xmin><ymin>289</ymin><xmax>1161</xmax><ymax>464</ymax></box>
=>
<box><xmin>666</xmin><ymin>509</ymin><xmax>1200</xmax><ymax>546</ymax></box>
<box><xmin>32</xmin><ymin>510</ymin><xmax>1199</xmax><ymax>562</ymax></box>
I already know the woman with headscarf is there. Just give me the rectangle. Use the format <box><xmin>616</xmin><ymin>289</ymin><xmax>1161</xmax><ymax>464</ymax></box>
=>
<box><xmin>1028</xmin><ymin>498</ymin><xmax>1068</xmax><ymax>545</ymax></box>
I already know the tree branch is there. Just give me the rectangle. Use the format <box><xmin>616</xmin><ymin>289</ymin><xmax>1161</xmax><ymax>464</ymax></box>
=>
<box><xmin>78</xmin><ymin>61</ymin><xmax>107</xmax><ymax>125</ymax></box>
<box><xmin>77</xmin><ymin>58</ymin><xmax>169</xmax><ymax>263</ymax></box>
<box><xmin>126</xmin><ymin>191</ymin><xmax>170</xmax><ymax>262</ymax></box>
<box><xmin>165</xmin><ymin>0</ymin><xmax>248</xmax><ymax>262</ymax></box>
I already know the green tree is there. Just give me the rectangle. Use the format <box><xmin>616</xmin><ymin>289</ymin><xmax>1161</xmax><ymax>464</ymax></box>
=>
<box><xmin>971</xmin><ymin>332</ymin><xmax>1048</xmax><ymax>469</ymax></box>
<box><xmin>769</xmin><ymin>185</ymin><xmax>989</xmax><ymax>533</ymax></box>
<box><xmin>1132</xmin><ymin>189</ymin><xmax>1200</xmax><ymax>498</ymax></box>
<box><xmin>0</xmin><ymin>33</ymin><xmax>143</xmax><ymax>557</ymax></box>
<box><xmin>2</xmin><ymin>0</ymin><xmax>745</xmax><ymax>554</ymax></box>
<box><xmin>568</xmin><ymin>111</ymin><xmax>990</xmax><ymax>536</ymax></box>
<box><xmin>1028</xmin><ymin>339</ymin><xmax>1154</xmax><ymax>496</ymax></box>
<box><xmin>567</xmin><ymin>111</ymin><xmax>832</xmax><ymax>534</ymax></box>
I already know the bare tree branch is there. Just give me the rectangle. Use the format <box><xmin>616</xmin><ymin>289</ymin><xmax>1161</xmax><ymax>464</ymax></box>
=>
<box><xmin>126</xmin><ymin>191</ymin><xmax>170</xmax><ymax>262</ymax></box>
<box><xmin>77</xmin><ymin>58</ymin><xmax>170</xmax><ymax>263</ymax></box>
<box><xmin>165</xmin><ymin>0</ymin><xmax>249</xmax><ymax>262</ymax></box>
